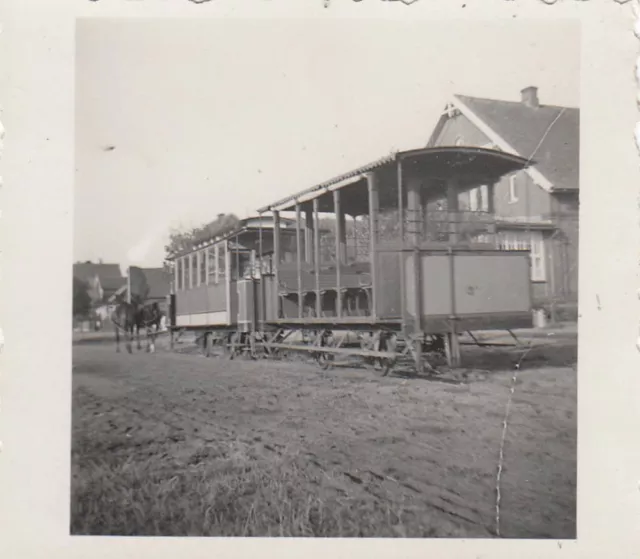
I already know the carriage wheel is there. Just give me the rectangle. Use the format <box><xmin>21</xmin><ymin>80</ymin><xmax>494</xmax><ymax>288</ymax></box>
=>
<box><xmin>373</xmin><ymin>357</ymin><xmax>395</xmax><ymax>377</ymax></box>
<box><xmin>313</xmin><ymin>330</ymin><xmax>335</xmax><ymax>371</ymax></box>
<box><xmin>372</xmin><ymin>332</ymin><xmax>398</xmax><ymax>377</ymax></box>
<box><xmin>315</xmin><ymin>350</ymin><xmax>334</xmax><ymax>371</ymax></box>
<box><xmin>225</xmin><ymin>333</ymin><xmax>239</xmax><ymax>360</ymax></box>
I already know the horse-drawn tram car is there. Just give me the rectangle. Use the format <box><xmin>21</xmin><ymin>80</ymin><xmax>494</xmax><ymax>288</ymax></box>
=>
<box><xmin>168</xmin><ymin>145</ymin><xmax>534</xmax><ymax>376</ymax></box>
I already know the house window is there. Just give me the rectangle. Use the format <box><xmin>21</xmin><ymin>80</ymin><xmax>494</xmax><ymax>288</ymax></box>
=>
<box><xmin>508</xmin><ymin>175</ymin><xmax>518</xmax><ymax>203</ymax></box>
<box><xmin>469</xmin><ymin>185</ymin><xmax>489</xmax><ymax>212</ymax></box>
<box><xmin>469</xmin><ymin>188</ymin><xmax>479</xmax><ymax>211</ymax></box>
<box><xmin>498</xmin><ymin>230</ymin><xmax>546</xmax><ymax>282</ymax></box>
<box><xmin>479</xmin><ymin>185</ymin><xmax>489</xmax><ymax>211</ymax></box>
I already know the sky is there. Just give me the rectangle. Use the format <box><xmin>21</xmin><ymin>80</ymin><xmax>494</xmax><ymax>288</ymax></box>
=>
<box><xmin>74</xmin><ymin>19</ymin><xmax>580</xmax><ymax>270</ymax></box>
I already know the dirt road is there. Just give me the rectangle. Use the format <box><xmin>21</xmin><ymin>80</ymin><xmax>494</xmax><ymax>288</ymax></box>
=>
<box><xmin>71</xmin><ymin>343</ymin><xmax>576</xmax><ymax>538</ymax></box>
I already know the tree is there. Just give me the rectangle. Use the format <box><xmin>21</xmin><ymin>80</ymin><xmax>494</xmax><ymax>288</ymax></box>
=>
<box><xmin>164</xmin><ymin>213</ymin><xmax>240</xmax><ymax>263</ymax></box>
<box><xmin>73</xmin><ymin>277</ymin><xmax>92</xmax><ymax>318</ymax></box>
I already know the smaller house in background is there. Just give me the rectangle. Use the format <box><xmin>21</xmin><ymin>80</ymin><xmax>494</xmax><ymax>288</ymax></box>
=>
<box><xmin>73</xmin><ymin>261</ymin><xmax>125</xmax><ymax>303</ymax></box>
<box><xmin>73</xmin><ymin>261</ymin><xmax>126</xmax><ymax>322</ymax></box>
<box><xmin>110</xmin><ymin>267</ymin><xmax>172</xmax><ymax>314</ymax></box>
<box><xmin>73</xmin><ymin>261</ymin><xmax>126</xmax><ymax>302</ymax></box>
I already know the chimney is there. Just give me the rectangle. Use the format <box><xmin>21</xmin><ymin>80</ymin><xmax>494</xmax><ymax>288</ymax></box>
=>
<box><xmin>521</xmin><ymin>86</ymin><xmax>539</xmax><ymax>108</ymax></box>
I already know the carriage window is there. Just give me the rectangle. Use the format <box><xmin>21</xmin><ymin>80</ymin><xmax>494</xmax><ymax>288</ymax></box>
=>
<box><xmin>177</xmin><ymin>258</ymin><xmax>183</xmax><ymax>291</ymax></box>
<box><xmin>184</xmin><ymin>255</ymin><xmax>191</xmax><ymax>289</ymax></box>
<box><xmin>261</xmin><ymin>254</ymin><xmax>273</xmax><ymax>275</ymax></box>
<box><xmin>200</xmin><ymin>249</ymin><xmax>207</xmax><ymax>285</ymax></box>
<box><xmin>218</xmin><ymin>244</ymin><xmax>227</xmax><ymax>280</ymax></box>
<box><xmin>191</xmin><ymin>253</ymin><xmax>198</xmax><ymax>288</ymax></box>
<box><xmin>239</xmin><ymin>251</ymin><xmax>252</xmax><ymax>279</ymax></box>
<box><xmin>207</xmin><ymin>246</ymin><xmax>217</xmax><ymax>284</ymax></box>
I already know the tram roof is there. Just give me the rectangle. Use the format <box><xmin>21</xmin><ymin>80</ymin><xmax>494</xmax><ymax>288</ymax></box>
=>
<box><xmin>257</xmin><ymin>146</ymin><xmax>532</xmax><ymax>215</ymax></box>
<box><xmin>166</xmin><ymin>216</ymin><xmax>296</xmax><ymax>261</ymax></box>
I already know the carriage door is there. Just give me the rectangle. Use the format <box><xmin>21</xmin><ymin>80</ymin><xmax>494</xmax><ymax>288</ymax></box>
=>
<box><xmin>236</xmin><ymin>249</ymin><xmax>257</xmax><ymax>332</ymax></box>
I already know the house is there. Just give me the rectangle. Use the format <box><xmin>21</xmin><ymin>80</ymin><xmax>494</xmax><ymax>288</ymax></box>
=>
<box><xmin>110</xmin><ymin>267</ymin><xmax>172</xmax><ymax>314</ymax></box>
<box><xmin>73</xmin><ymin>261</ymin><xmax>125</xmax><ymax>305</ymax></box>
<box><xmin>73</xmin><ymin>261</ymin><xmax>126</xmax><ymax>325</ymax></box>
<box><xmin>426</xmin><ymin>86</ymin><xmax>579</xmax><ymax>320</ymax></box>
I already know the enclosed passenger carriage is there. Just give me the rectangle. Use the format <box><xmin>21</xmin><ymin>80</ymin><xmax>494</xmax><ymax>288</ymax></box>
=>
<box><xmin>168</xmin><ymin>216</ymin><xmax>297</xmax><ymax>355</ymax></box>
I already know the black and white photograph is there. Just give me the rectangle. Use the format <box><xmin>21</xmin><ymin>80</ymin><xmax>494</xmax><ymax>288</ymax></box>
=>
<box><xmin>69</xmin><ymin>19</ymin><xmax>580</xmax><ymax>539</ymax></box>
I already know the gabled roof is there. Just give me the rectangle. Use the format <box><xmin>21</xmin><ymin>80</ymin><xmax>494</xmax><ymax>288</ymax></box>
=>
<box><xmin>109</xmin><ymin>267</ymin><xmax>171</xmax><ymax>302</ymax></box>
<box><xmin>427</xmin><ymin>95</ymin><xmax>580</xmax><ymax>192</ymax></box>
<box><xmin>443</xmin><ymin>94</ymin><xmax>579</xmax><ymax>192</ymax></box>
<box><xmin>73</xmin><ymin>262</ymin><xmax>124</xmax><ymax>292</ymax></box>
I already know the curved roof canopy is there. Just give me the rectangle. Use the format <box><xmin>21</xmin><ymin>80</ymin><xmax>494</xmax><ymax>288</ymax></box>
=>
<box><xmin>257</xmin><ymin>146</ymin><xmax>532</xmax><ymax>214</ymax></box>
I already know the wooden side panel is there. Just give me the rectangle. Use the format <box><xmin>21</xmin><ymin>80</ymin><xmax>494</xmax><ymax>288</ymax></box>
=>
<box><xmin>169</xmin><ymin>294</ymin><xmax>176</xmax><ymax>326</ymax></box>
<box><xmin>206</xmin><ymin>282</ymin><xmax>227</xmax><ymax>312</ymax></box>
<box><xmin>228</xmin><ymin>281</ymin><xmax>239</xmax><ymax>325</ymax></box>
<box><xmin>376</xmin><ymin>251</ymin><xmax>402</xmax><ymax>318</ymax></box>
<box><xmin>260</xmin><ymin>276</ymin><xmax>278</xmax><ymax>322</ymax></box>
<box><xmin>453</xmin><ymin>253</ymin><xmax>531</xmax><ymax>314</ymax></box>
<box><xmin>414</xmin><ymin>255</ymin><xmax>452</xmax><ymax>317</ymax></box>
<box><xmin>236</xmin><ymin>280</ymin><xmax>256</xmax><ymax>331</ymax></box>
<box><xmin>175</xmin><ymin>282</ymin><xmax>227</xmax><ymax>316</ymax></box>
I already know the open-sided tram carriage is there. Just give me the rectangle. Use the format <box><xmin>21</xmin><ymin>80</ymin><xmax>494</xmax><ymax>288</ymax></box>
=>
<box><xmin>168</xmin><ymin>146</ymin><xmax>534</xmax><ymax>375</ymax></box>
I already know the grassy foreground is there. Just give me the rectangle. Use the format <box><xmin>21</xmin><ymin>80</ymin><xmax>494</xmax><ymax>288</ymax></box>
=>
<box><xmin>71</xmin><ymin>341</ymin><xmax>577</xmax><ymax>538</ymax></box>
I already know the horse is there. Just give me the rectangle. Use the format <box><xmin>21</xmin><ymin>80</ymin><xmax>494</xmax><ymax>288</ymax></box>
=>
<box><xmin>112</xmin><ymin>299</ymin><xmax>164</xmax><ymax>353</ymax></box>
<box><xmin>111</xmin><ymin>300</ymin><xmax>141</xmax><ymax>353</ymax></box>
<box><xmin>140</xmin><ymin>301</ymin><xmax>163</xmax><ymax>353</ymax></box>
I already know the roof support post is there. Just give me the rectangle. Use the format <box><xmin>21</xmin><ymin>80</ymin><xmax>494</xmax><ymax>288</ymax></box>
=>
<box><xmin>407</xmin><ymin>175</ymin><xmax>423</xmax><ymax>349</ymax></box>
<box><xmin>196</xmin><ymin>250</ymin><xmax>201</xmax><ymax>287</ymax></box>
<box><xmin>273</xmin><ymin>210</ymin><xmax>281</xmax><ymax>318</ymax></box>
<box><xmin>487</xmin><ymin>182</ymin><xmax>498</xmax><ymax>242</ymax></box>
<box><xmin>487</xmin><ymin>182</ymin><xmax>496</xmax><ymax>215</ymax></box>
<box><xmin>406</xmin><ymin>177</ymin><xmax>423</xmax><ymax>245</ymax></box>
<box><xmin>295</xmin><ymin>203</ymin><xmax>303</xmax><ymax>319</ymax></box>
<box><xmin>181</xmin><ymin>257</ymin><xmax>186</xmax><ymax>294</ymax></box>
<box><xmin>352</xmin><ymin>215</ymin><xmax>358</xmax><ymax>261</ymax></box>
<box><xmin>304</xmin><ymin>207</ymin><xmax>314</xmax><ymax>265</ymax></box>
<box><xmin>366</xmin><ymin>171</ymin><xmax>379</xmax><ymax>319</ymax></box>
<box><xmin>446</xmin><ymin>176</ymin><xmax>461</xmax><ymax>245</ymax></box>
<box><xmin>224</xmin><ymin>240</ymin><xmax>231</xmax><ymax>319</ymax></box>
<box><xmin>420</xmin><ymin>181</ymin><xmax>430</xmax><ymax>241</ymax></box>
<box><xmin>258</xmin><ymin>212</ymin><xmax>263</xmax><ymax>274</ymax></box>
<box><xmin>338</xmin><ymin>209</ymin><xmax>347</xmax><ymax>264</ymax></box>
<box><xmin>173</xmin><ymin>259</ymin><xmax>179</xmax><ymax>294</ymax></box>
<box><xmin>205</xmin><ymin>246</ymin><xmax>209</xmax><ymax>285</ymax></box>
<box><xmin>333</xmin><ymin>189</ymin><xmax>343</xmax><ymax>318</ymax></box>
<box><xmin>257</xmin><ymin>213</ymin><xmax>264</xmax><ymax>328</ymax></box>
<box><xmin>235</xmin><ymin>234</ymin><xmax>240</xmax><ymax>281</ymax></box>
<box><xmin>395</xmin><ymin>161</ymin><xmax>405</xmax><ymax>326</ymax></box>
<box><xmin>313</xmin><ymin>198</ymin><xmax>321</xmax><ymax>318</ymax></box>
<box><xmin>215</xmin><ymin>244</ymin><xmax>220</xmax><ymax>284</ymax></box>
